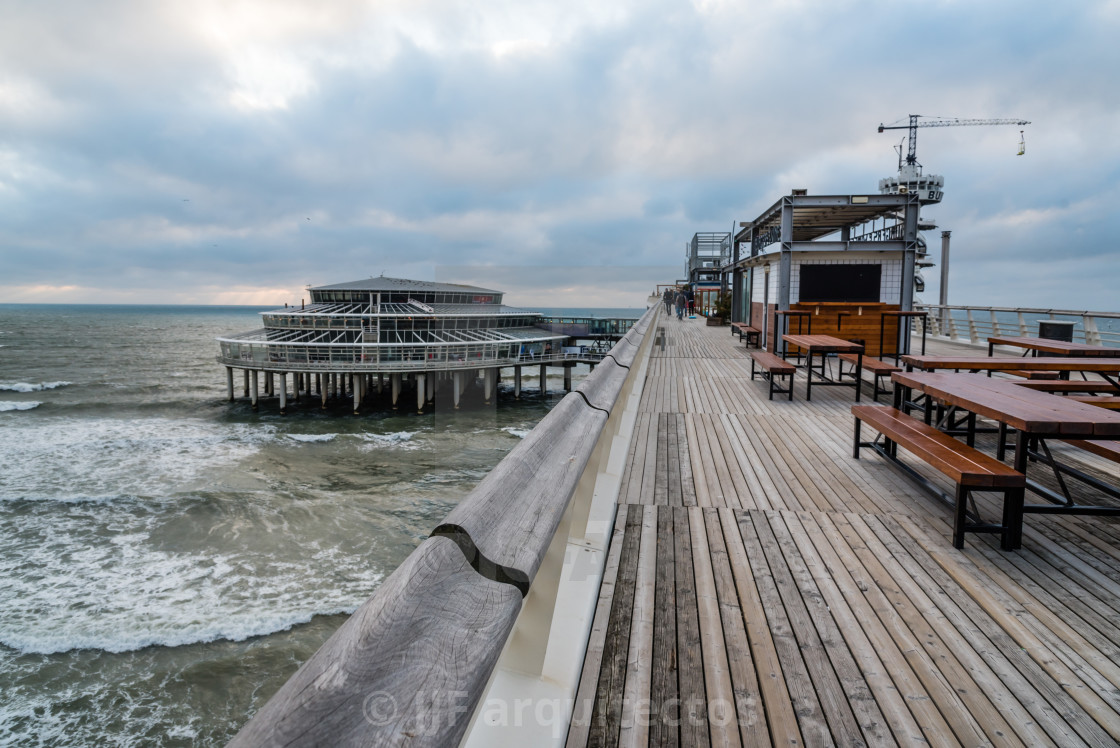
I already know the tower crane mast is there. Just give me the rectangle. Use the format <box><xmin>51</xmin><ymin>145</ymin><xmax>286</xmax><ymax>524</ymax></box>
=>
<box><xmin>878</xmin><ymin>114</ymin><xmax>1031</xmax><ymax>170</ymax></box>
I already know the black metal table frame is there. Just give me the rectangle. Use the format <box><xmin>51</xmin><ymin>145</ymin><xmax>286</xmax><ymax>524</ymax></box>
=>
<box><xmin>784</xmin><ymin>340</ymin><xmax>863</xmax><ymax>402</ymax></box>
<box><xmin>773</xmin><ymin>311</ymin><xmax>811</xmax><ymax>361</ymax></box>
<box><xmin>893</xmin><ymin>379</ymin><xmax>1120</xmax><ymax>549</ymax></box>
<box><xmin>880</xmin><ymin>311</ymin><xmax>928</xmax><ymax>365</ymax></box>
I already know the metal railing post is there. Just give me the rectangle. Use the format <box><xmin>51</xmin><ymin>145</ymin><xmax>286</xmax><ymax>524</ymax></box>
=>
<box><xmin>1085</xmin><ymin>315</ymin><xmax>1102</xmax><ymax>345</ymax></box>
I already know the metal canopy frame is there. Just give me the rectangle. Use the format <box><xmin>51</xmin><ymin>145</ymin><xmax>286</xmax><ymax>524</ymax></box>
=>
<box><xmin>726</xmin><ymin>192</ymin><xmax>922</xmax><ymax>353</ymax></box>
<box><xmin>735</xmin><ymin>194</ymin><xmax>917</xmax><ymax>255</ymax></box>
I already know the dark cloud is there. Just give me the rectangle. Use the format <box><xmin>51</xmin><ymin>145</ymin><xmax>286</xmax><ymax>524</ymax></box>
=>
<box><xmin>0</xmin><ymin>0</ymin><xmax>1118</xmax><ymax>308</ymax></box>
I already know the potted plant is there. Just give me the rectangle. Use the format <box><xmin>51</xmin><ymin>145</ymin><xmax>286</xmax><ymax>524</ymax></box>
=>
<box><xmin>707</xmin><ymin>292</ymin><xmax>732</xmax><ymax>325</ymax></box>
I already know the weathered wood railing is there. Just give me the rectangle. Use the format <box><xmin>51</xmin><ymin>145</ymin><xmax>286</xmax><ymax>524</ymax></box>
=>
<box><xmin>229</xmin><ymin>305</ymin><xmax>657</xmax><ymax>747</ymax></box>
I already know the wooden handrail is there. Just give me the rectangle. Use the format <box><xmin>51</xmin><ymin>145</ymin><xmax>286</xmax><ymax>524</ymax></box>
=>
<box><xmin>432</xmin><ymin>394</ymin><xmax>608</xmax><ymax>591</ymax></box>
<box><xmin>228</xmin><ymin>304</ymin><xmax>658</xmax><ymax>747</ymax></box>
<box><xmin>227</xmin><ymin>537</ymin><xmax>522</xmax><ymax>747</ymax></box>
<box><xmin>575</xmin><ymin>357</ymin><xmax>630</xmax><ymax>411</ymax></box>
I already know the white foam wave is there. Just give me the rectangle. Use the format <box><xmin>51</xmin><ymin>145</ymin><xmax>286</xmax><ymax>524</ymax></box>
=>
<box><xmin>0</xmin><ymin>380</ymin><xmax>71</xmax><ymax>392</ymax></box>
<box><xmin>358</xmin><ymin>430</ymin><xmax>416</xmax><ymax>447</ymax></box>
<box><xmin>0</xmin><ymin>401</ymin><xmax>40</xmax><ymax>412</ymax></box>
<box><xmin>0</xmin><ymin>417</ymin><xmax>274</xmax><ymax>501</ymax></box>
<box><xmin>286</xmin><ymin>433</ymin><xmax>338</xmax><ymax>443</ymax></box>
<box><xmin>0</xmin><ymin>521</ymin><xmax>384</xmax><ymax>655</ymax></box>
<box><xmin>501</xmin><ymin>427</ymin><xmax>531</xmax><ymax>439</ymax></box>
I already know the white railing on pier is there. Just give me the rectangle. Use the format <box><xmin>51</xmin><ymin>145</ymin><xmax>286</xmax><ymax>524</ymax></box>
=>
<box><xmin>228</xmin><ymin>305</ymin><xmax>659</xmax><ymax>747</ymax></box>
<box><xmin>915</xmin><ymin>303</ymin><xmax>1120</xmax><ymax>349</ymax></box>
<box><xmin>216</xmin><ymin>342</ymin><xmax>608</xmax><ymax>372</ymax></box>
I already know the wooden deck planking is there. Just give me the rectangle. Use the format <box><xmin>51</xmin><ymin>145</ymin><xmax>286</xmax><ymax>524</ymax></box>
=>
<box><xmin>569</xmin><ymin>314</ymin><xmax>1120</xmax><ymax>746</ymax></box>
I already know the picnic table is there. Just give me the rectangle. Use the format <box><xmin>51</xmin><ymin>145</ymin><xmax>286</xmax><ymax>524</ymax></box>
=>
<box><xmin>893</xmin><ymin>371</ymin><xmax>1120</xmax><ymax>548</ymax></box>
<box><xmin>880</xmin><ymin>310</ymin><xmax>928</xmax><ymax>364</ymax></box>
<box><xmin>773</xmin><ymin>309</ymin><xmax>811</xmax><ymax>355</ymax></box>
<box><xmin>782</xmin><ymin>334</ymin><xmax>863</xmax><ymax>402</ymax></box>
<box><xmin>987</xmin><ymin>335</ymin><xmax>1117</xmax><ymax>358</ymax></box>
<box><xmin>900</xmin><ymin>355</ymin><xmax>1120</xmax><ymax>391</ymax></box>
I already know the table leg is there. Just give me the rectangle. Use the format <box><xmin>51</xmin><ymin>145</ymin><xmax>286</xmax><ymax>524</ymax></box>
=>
<box><xmin>806</xmin><ymin>349</ymin><xmax>814</xmax><ymax>401</ymax></box>
<box><xmin>854</xmin><ymin>351</ymin><xmax>863</xmax><ymax>402</ymax></box>
<box><xmin>1006</xmin><ymin>431</ymin><xmax>1028</xmax><ymax>549</ymax></box>
<box><xmin>880</xmin><ymin>315</ymin><xmax>886</xmax><ymax>362</ymax></box>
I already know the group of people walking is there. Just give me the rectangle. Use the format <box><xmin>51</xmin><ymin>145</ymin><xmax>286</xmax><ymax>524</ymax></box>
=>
<box><xmin>661</xmin><ymin>287</ymin><xmax>694</xmax><ymax>320</ymax></box>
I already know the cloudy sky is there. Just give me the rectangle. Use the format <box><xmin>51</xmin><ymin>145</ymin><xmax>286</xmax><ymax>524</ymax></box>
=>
<box><xmin>2</xmin><ymin>0</ymin><xmax>1118</xmax><ymax>309</ymax></box>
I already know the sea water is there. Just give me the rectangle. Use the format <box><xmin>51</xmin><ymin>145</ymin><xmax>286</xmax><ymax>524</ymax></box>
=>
<box><xmin>0</xmin><ymin>304</ymin><xmax>640</xmax><ymax>746</ymax></box>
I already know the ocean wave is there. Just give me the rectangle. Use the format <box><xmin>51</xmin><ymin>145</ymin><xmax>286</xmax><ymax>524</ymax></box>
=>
<box><xmin>0</xmin><ymin>606</ymin><xmax>356</xmax><ymax>655</ymax></box>
<box><xmin>501</xmin><ymin>427</ymin><xmax>531</xmax><ymax>439</ymax></box>
<box><xmin>0</xmin><ymin>417</ymin><xmax>274</xmax><ymax>501</ymax></box>
<box><xmin>286</xmin><ymin>433</ymin><xmax>338</xmax><ymax>443</ymax></box>
<box><xmin>0</xmin><ymin>401</ymin><xmax>40</xmax><ymax>412</ymax></box>
<box><xmin>358</xmin><ymin>431</ymin><xmax>416</xmax><ymax>447</ymax></box>
<box><xmin>0</xmin><ymin>522</ymin><xmax>384</xmax><ymax>655</ymax></box>
<box><xmin>0</xmin><ymin>380</ymin><xmax>72</xmax><ymax>392</ymax></box>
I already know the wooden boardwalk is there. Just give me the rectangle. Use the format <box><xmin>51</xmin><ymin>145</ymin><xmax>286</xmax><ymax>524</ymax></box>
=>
<box><xmin>567</xmin><ymin>313</ymin><xmax>1120</xmax><ymax>747</ymax></box>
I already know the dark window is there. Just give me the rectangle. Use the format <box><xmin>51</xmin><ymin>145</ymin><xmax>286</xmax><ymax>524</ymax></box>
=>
<box><xmin>799</xmin><ymin>264</ymin><xmax>881</xmax><ymax>303</ymax></box>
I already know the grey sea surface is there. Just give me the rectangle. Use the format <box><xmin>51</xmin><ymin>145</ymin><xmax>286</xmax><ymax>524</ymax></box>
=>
<box><xmin>0</xmin><ymin>304</ymin><xmax>640</xmax><ymax>746</ymax></box>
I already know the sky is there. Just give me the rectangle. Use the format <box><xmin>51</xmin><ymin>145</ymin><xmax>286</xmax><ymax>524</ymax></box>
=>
<box><xmin>1</xmin><ymin>0</ymin><xmax>1119</xmax><ymax>310</ymax></box>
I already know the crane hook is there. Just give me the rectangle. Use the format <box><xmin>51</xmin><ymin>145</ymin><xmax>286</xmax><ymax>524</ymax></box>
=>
<box><xmin>1017</xmin><ymin>130</ymin><xmax>1026</xmax><ymax>156</ymax></box>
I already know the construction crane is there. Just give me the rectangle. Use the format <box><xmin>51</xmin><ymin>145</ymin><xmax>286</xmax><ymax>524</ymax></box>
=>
<box><xmin>878</xmin><ymin>115</ymin><xmax>1031</xmax><ymax>170</ymax></box>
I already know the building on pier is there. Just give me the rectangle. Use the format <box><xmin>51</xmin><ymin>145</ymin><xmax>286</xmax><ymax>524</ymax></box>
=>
<box><xmin>216</xmin><ymin>276</ymin><xmax>578</xmax><ymax>413</ymax></box>
<box><xmin>685</xmin><ymin>231</ymin><xmax>731</xmax><ymax>315</ymax></box>
<box><xmin>725</xmin><ymin>190</ymin><xmax>922</xmax><ymax>358</ymax></box>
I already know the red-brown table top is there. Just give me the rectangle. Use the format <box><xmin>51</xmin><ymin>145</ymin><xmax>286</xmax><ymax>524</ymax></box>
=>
<box><xmin>892</xmin><ymin>371</ymin><xmax>1120</xmax><ymax>436</ymax></box>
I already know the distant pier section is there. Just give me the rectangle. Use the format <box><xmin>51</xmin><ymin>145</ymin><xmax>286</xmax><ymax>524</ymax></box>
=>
<box><xmin>215</xmin><ymin>276</ymin><xmax>638</xmax><ymax>413</ymax></box>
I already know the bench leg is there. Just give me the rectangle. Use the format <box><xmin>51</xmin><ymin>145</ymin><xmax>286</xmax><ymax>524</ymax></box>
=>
<box><xmin>1003</xmin><ymin>487</ymin><xmax>1024</xmax><ymax>551</ymax></box>
<box><xmin>750</xmin><ymin>358</ymin><xmax>756</xmax><ymax>381</ymax></box>
<box><xmin>853</xmin><ymin>417</ymin><xmax>862</xmax><ymax>459</ymax></box>
<box><xmin>953</xmin><ymin>485</ymin><xmax>969</xmax><ymax>549</ymax></box>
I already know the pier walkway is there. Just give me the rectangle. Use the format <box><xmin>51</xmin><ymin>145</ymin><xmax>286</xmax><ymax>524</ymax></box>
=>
<box><xmin>567</xmin><ymin>311</ymin><xmax>1120</xmax><ymax>746</ymax></box>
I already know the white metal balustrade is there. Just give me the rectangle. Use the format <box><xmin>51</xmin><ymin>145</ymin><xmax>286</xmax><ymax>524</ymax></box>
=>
<box><xmin>916</xmin><ymin>304</ymin><xmax>1120</xmax><ymax>349</ymax></box>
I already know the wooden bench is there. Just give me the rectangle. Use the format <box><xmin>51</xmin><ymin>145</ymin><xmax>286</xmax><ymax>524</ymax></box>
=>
<box><xmin>1066</xmin><ymin>439</ymin><xmax>1120</xmax><ymax>462</ymax></box>
<box><xmin>852</xmin><ymin>405</ymin><xmax>1025</xmax><ymax>549</ymax></box>
<box><xmin>731</xmin><ymin>322</ymin><xmax>761</xmax><ymax>347</ymax></box>
<box><xmin>1012</xmin><ymin>381</ymin><xmax>1118</xmax><ymax>393</ymax></box>
<box><xmin>1068</xmin><ymin>396</ymin><xmax>1120</xmax><ymax>410</ymax></box>
<box><xmin>838</xmin><ymin>353</ymin><xmax>899</xmax><ymax>402</ymax></box>
<box><xmin>750</xmin><ymin>350</ymin><xmax>795</xmax><ymax>400</ymax></box>
<box><xmin>1005</xmin><ymin>370</ymin><xmax>1061</xmax><ymax>380</ymax></box>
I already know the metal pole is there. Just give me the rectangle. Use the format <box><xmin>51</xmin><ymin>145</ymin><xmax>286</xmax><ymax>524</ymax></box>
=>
<box><xmin>939</xmin><ymin>231</ymin><xmax>952</xmax><ymax>333</ymax></box>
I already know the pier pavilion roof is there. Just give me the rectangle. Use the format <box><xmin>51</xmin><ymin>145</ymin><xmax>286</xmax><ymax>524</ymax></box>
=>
<box><xmin>266</xmin><ymin>302</ymin><xmax>538</xmax><ymax>317</ymax></box>
<box><xmin>311</xmin><ymin>277</ymin><xmax>500</xmax><ymax>295</ymax></box>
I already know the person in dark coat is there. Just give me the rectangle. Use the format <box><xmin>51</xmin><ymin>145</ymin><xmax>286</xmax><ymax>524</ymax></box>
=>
<box><xmin>674</xmin><ymin>290</ymin><xmax>687</xmax><ymax>320</ymax></box>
